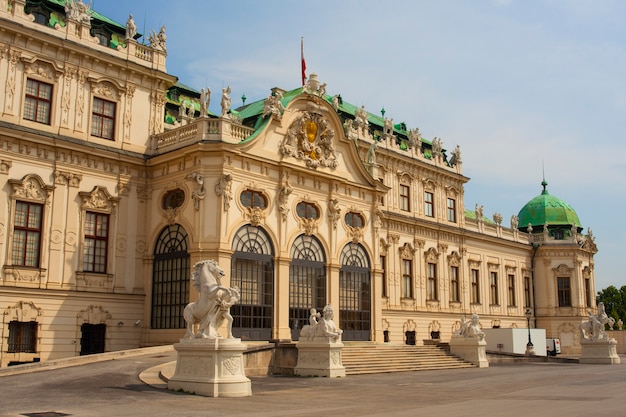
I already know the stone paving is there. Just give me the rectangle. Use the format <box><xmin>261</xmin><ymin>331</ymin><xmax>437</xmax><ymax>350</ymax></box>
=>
<box><xmin>1</xmin><ymin>347</ymin><xmax>625</xmax><ymax>417</ymax></box>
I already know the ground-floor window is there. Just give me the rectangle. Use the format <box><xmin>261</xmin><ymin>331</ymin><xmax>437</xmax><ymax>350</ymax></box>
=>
<box><xmin>8</xmin><ymin>321</ymin><xmax>37</xmax><ymax>353</ymax></box>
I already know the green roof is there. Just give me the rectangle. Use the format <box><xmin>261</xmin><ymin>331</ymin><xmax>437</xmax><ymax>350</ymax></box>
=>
<box><xmin>517</xmin><ymin>180</ymin><xmax>582</xmax><ymax>230</ymax></box>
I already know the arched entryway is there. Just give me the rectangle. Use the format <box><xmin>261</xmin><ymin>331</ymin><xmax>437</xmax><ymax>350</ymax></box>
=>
<box><xmin>339</xmin><ymin>242</ymin><xmax>371</xmax><ymax>341</ymax></box>
<box><xmin>150</xmin><ymin>224</ymin><xmax>190</xmax><ymax>329</ymax></box>
<box><xmin>289</xmin><ymin>234</ymin><xmax>326</xmax><ymax>340</ymax></box>
<box><xmin>230</xmin><ymin>225</ymin><xmax>275</xmax><ymax>340</ymax></box>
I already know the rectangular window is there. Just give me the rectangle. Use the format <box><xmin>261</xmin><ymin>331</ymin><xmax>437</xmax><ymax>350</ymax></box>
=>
<box><xmin>8</xmin><ymin>321</ymin><xmax>38</xmax><ymax>353</ymax></box>
<box><xmin>24</xmin><ymin>78</ymin><xmax>52</xmax><ymax>125</ymax></box>
<box><xmin>427</xmin><ymin>263</ymin><xmax>438</xmax><ymax>300</ymax></box>
<box><xmin>524</xmin><ymin>276</ymin><xmax>531</xmax><ymax>307</ymax></box>
<box><xmin>424</xmin><ymin>191</ymin><xmax>434</xmax><ymax>217</ymax></box>
<box><xmin>450</xmin><ymin>266</ymin><xmax>460</xmax><ymax>302</ymax></box>
<box><xmin>490</xmin><ymin>271</ymin><xmax>499</xmax><ymax>305</ymax></box>
<box><xmin>402</xmin><ymin>259</ymin><xmax>413</xmax><ymax>298</ymax></box>
<box><xmin>585</xmin><ymin>278</ymin><xmax>592</xmax><ymax>308</ymax></box>
<box><xmin>83</xmin><ymin>212</ymin><xmax>110</xmax><ymax>273</ymax></box>
<box><xmin>380</xmin><ymin>255</ymin><xmax>387</xmax><ymax>297</ymax></box>
<box><xmin>447</xmin><ymin>198</ymin><xmax>456</xmax><ymax>222</ymax></box>
<box><xmin>12</xmin><ymin>201</ymin><xmax>43</xmax><ymax>267</ymax></box>
<box><xmin>508</xmin><ymin>274</ymin><xmax>516</xmax><ymax>307</ymax></box>
<box><xmin>471</xmin><ymin>269</ymin><xmax>480</xmax><ymax>304</ymax></box>
<box><xmin>91</xmin><ymin>97</ymin><xmax>116</xmax><ymax>140</ymax></box>
<box><xmin>557</xmin><ymin>277</ymin><xmax>571</xmax><ymax>307</ymax></box>
<box><xmin>399</xmin><ymin>184</ymin><xmax>410</xmax><ymax>212</ymax></box>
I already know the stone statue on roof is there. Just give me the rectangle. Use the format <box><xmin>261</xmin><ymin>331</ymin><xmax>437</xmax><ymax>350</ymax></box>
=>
<box><xmin>200</xmin><ymin>88</ymin><xmax>210</xmax><ymax>116</ymax></box>
<box><xmin>262</xmin><ymin>91</ymin><xmax>285</xmax><ymax>121</ymax></box>
<box><xmin>149</xmin><ymin>26</ymin><xmax>167</xmax><ymax>52</ymax></box>
<box><xmin>220</xmin><ymin>86</ymin><xmax>232</xmax><ymax>117</ymax></box>
<box><xmin>408</xmin><ymin>127</ymin><xmax>422</xmax><ymax>150</ymax></box>
<box><xmin>65</xmin><ymin>0</ymin><xmax>92</xmax><ymax>24</ymax></box>
<box><xmin>125</xmin><ymin>14</ymin><xmax>137</xmax><ymax>40</ymax></box>
<box><xmin>355</xmin><ymin>105</ymin><xmax>369</xmax><ymax>128</ymax></box>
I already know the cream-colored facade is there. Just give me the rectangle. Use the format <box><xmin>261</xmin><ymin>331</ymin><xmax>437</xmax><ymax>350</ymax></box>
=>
<box><xmin>0</xmin><ymin>1</ymin><xmax>597</xmax><ymax>367</ymax></box>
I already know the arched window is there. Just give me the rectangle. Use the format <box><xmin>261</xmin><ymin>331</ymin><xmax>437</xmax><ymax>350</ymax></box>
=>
<box><xmin>151</xmin><ymin>224</ymin><xmax>190</xmax><ymax>329</ymax></box>
<box><xmin>345</xmin><ymin>212</ymin><xmax>365</xmax><ymax>228</ymax></box>
<box><xmin>296</xmin><ymin>201</ymin><xmax>319</xmax><ymax>219</ymax></box>
<box><xmin>231</xmin><ymin>225</ymin><xmax>274</xmax><ymax>340</ymax></box>
<box><xmin>240</xmin><ymin>190</ymin><xmax>267</xmax><ymax>209</ymax></box>
<box><xmin>339</xmin><ymin>243</ymin><xmax>371</xmax><ymax>341</ymax></box>
<box><xmin>289</xmin><ymin>235</ymin><xmax>326</xmax><ymax>339</ymax></box>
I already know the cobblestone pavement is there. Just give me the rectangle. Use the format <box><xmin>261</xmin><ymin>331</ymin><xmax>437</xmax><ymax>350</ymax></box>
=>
<box><xmin>1</xmin><ymin>349</ymin><xmax>625</xmax><ymax>417</ymax></box>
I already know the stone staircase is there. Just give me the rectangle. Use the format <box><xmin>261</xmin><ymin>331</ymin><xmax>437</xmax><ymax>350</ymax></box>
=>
<box><xmin>341</xmin><ymin>343</ymin><xmax>475</xmax><ymax>375</ymax></box>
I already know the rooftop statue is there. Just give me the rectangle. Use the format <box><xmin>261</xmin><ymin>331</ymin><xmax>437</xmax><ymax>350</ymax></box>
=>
<box><xmin>65</xmin><ymin>0</ymin><xmax>92</xmax><ymax>24</ymax></box>
<box><xmin>149</xmin><ymin>26</ymin><xmax>167</xmax><ymax>52</ymax></box>
<box><xmin>580</xmin><ymin>302</ymin><xmax>610</xmax><ymax>341</ymax></box>
<box><xmin>183</xmin><ymin>260</ymin><xmax>240</xmax><ymax>339</ymax></box>
<box><xmin>221</xmin><ymin>86</ymin><xmax>232</xmax><ymax>117</ymax></box>
<box><xmin>200</xmin><ymin>87</ymin><xmax>211</xmax><ymax>116</ymax></box>
<box><xmin>125</xmin><ymin>14</ymin><xmax>137</xmax><ymax>40</ymax></box>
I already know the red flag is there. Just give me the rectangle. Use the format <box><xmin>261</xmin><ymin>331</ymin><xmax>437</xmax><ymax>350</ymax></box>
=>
<box><xmin>301</xmin><ymin>37</ymin><xmax>306</xmax><ymax>86</ymax></box>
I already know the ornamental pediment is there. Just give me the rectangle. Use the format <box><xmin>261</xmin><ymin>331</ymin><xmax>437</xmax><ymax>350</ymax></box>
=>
<box><xmin>280</xmin><ymin>111</ymin><xmax>337</xmax><ymax>170</ymax></box>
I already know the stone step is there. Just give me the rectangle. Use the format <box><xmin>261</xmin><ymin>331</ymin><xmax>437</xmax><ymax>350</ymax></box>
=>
<box><xmin>340</xmin><ymin>343</ymin><xmax>474</xmax><ymax>375</ymax></box>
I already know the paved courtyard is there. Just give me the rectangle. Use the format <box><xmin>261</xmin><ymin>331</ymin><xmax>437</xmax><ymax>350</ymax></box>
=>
<box><xmin>1</xmin><ymin>349</ymin><xmax>625</xmax><ymax>417</ymax></box>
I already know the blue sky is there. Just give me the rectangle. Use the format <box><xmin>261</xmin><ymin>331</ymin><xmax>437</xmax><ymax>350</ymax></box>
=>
<box><xmin>95</xmin><ymin>0</ymin><xmax>626</xmax><ymax>291</ymax></box>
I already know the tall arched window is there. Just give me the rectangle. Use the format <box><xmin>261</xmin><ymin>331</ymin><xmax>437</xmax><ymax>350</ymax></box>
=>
<box><xmin>289</xmin><ymin>235</ymin><xmax>326</xmax><ymax>340</ymax></box>
<box><xmin>231</xmin><ymin>225</ymin><xmax>274</xmax><ymax>340</ymax></box>
<box><xmin>339</xmin><ymin>243</ymin><xmax>371</xmax><ymax>341</ymax></box>
<box><xmin>151</xmin><ymin>224</ymin><xmax>190</xmax><ymax>329</ymax></box>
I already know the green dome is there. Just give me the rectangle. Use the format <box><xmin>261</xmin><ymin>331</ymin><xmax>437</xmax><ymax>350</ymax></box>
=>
<box><xmin>517</xmin><ymin>180</ymin><xmax>582</xmax><ymax>231</ymax></box>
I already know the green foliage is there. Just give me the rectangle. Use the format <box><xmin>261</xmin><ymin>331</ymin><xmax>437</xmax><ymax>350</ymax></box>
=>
<box><xmin>596</xmin><ymin>285</ymin><xmax>626</xmax><ymax>324</ymax></box>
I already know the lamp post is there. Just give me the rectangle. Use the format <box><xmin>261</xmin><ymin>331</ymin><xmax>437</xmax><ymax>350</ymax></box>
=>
<box><xmin>525</xmin><ymin>308</ymin><xmax>535</xmax><ymax>355</ymax></box>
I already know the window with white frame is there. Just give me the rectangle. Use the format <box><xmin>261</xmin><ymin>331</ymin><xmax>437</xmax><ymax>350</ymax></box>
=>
<box><xmin>424</xmin><ymin>191</ymin><xmax>434</xmax><ymax>217</ymax></box>
<box><xmin>450</xmin><ymin>265</ymin><xmax>460</xmax><ymax>302</ymax></box>
<box><xmin>508</xmin><ymin>274</ymin><xmax>516</xmax><ymax>306</ymax></box>
<box><xmin>83</xmin><ymin>212</ymin><xmax>110</xmax><ymax>273</ymax></box>
<box><xmin>91</xmin><ymin>97</ymin><xmax>116</xmax><ymax>140</ymax></box>
<box><xmin>427</xmin><ymin>263</ymin><xmax>438</xmax><ymax>300</ymax></box>
<box><xmin>402</xmin><ymin>259</ymin><xmax>413</xmax><ymax>298</ymax></box>
<box><xmin>399</xmin><ymin>184</ymin><xmax>410</xmax><ymax>212</ymax></box>
<box><xmin>471</xmin><ymin>269</ymin><xmax>480</xmax><ymax>304</ymax></box>
<box><xmin>24</xmin><ymin>78</ymin><xmax>53</xmax><ymax>125</ymax></box>
<box><xmin>447</xmin><ymin>198</ymin><xmax>456</xmax><ymax>222</ymax></box>
<box><xmin>11</xmin><ymin>201</ymin><xmax>43</xmax><ymax>268</ymax></box>
<box><xmin>490</xmin><ymin>271</ymin><xmax>499</xmax><ymax>305</ymax></box>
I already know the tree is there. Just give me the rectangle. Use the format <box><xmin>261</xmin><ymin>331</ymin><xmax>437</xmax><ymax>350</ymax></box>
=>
<box><xmin>596</xmin><ymin>285</ymin><xmax>626</xmax><ymax>325</ymax></box>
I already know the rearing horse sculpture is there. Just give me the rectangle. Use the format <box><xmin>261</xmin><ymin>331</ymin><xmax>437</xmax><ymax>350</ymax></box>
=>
<box><xmin>183</xmin><ymin>259</ymin><xmax>240</xmax><ymax>339</ymax></box>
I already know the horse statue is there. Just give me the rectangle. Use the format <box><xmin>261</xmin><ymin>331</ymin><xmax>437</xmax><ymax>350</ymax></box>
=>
<box><xmin>580</xmin><ymin>302</ymin><xmax>609</xmax><ymax>341</ymax></box>
<box><xmin>183</xmin><ymin>259</ymin><xmax>240</xmax><ymax>339</ymax></box>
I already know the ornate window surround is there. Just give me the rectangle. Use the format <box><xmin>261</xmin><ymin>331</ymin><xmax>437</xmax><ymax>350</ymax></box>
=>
<box><xmin>3</xmin><ymin>174</ymin><xmax>54</xmax><ymax>287</ymax></box>
<box><xmin>76</xmin><ymin>186</ymin><xmax>119</xmax><ymax>292</ymax></box>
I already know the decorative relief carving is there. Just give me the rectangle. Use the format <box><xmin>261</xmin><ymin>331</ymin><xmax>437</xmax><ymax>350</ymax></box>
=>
<box><xmin>79</xmin><ymin>186</ymin><xmax>119</xmax><ymax>211</ymax></box>
<box><xmin>0</xmin><ymin>159</ymin><xmax>12</xmax><ymax>174</ymax></box>
<box><xmin>448</xmin><ymin>251</ymin><xmax>461</xmax><ymax>267</ymax></box>
<box><xmin>5</xmin><ymin>301</ymin><xmax>43</xmax><ymax>322</ymax></box>
<box><xmin>54</xmin><ymin>171</ymin><xmax>82</xmax><ymax>187</ymax></box>
<box><xmin>9</xmin><ymin>174</ymin><xmax>54</xmax><ymax>202</ymax></box>
<box><xmin>280</xmin><ymin>111</ymin><xmax>337</xmax><ymax>169</ymax></box>
<box><xmin>77</xmin><ymin>305</ymin><xmax>111</xmax><ymax>325</ymax></box>
<box><xmin>215</xmin><ymin>173</ymin><xmax>233</xmax><ymax>211</ymax></box>
<box><xmin>186</xmin><ymin>172</ymin><xmax>205</xmax><ymax>211</ymax></box>
<box><xmin>24</xmin><ymin>60</ymin><xmax>55</xmax><ymax>80</ymax></box>
<box><xmin>328</xmin><ymin>198</ymin><xmax>340</xmax><ymax>229</ymax></box>
<box><xmin>222</xmin><ymin>356</ymin><xmax>242</xmax><ymax>376</ymax></box>
<box><xmin>246</xmin><ymin>206</ymin><xmax>265</xmax><ymax>227</ymax></box>
<box><xmin>91</xmin><ymin>81</ymin><xmax>119</xmax><ymax>100</ymax></box>
<box><xmin>347</xmin><ymin>226</ymin><xmax>363</xmax><ymax>243</ymax></box>
<box><xmin>400</xmin><ymin>242</ymin><xmax>415</xmax><ymax>259</ymax></box>
<box><xmin>425</xmin><ymin>247</ymin><xmax>439</xmax><ymax>263</ymax></box>
<box><xmin>299</xmin><ymin>217</ymin><xmax>318</xmax><ymax>236</ymax></box>
<box><xmin>277</xmin><ymin>174</ymin><xmax>292</xmax><ymax>222</ymax></box>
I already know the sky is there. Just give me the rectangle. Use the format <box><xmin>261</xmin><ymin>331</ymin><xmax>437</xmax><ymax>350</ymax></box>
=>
<box><xmin>94</xmin><ymin>0</ymin><xmax>626</xmax><ymax>291</ymax></box>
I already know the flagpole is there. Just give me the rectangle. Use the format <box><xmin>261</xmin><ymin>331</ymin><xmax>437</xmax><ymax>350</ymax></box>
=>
<box><xmin>301</xmin><ymin>37</ymin><xmax>306</xmax><ymax>86</ymax></box>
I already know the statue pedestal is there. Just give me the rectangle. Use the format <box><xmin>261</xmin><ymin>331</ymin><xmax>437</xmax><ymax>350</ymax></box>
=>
<box><xmin>295</xmin><ymin>340</ymin><xmax>345</xmax><ymax>377</ymax></box>
<box><xmin>579</xmin><ymin>338</ymin><xmax>621</xmax><ymax>364</ymax></box>
<box><xmin>168</xmin><ymin>338</ymin><xmax>251</xmax><ymax>397</ymax></box>
<box><xmin>449</xmin><ymin>336</ymin><xmax>489</xmax><ymax>368</ymax></box>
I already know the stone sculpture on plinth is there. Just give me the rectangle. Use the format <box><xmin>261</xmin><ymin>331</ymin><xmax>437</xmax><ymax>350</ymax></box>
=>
<box><xmin>295</xmin><ymin>304</ymin><xmax>346</xmax><ymax>377</ymax></box>
<box><xmin>449</xmin><ymin>313</ymin><xmax>489</xmax><ymax>368</ymax></box>
<box><xmin>167</xmin><ymin>259</ymin><xmax>252</xmax><ymax>397</ymax></box>
<box><xmin>579</xmin><ymin>302</ymin><xmax>620</xmax><ymax>364</ymax></box>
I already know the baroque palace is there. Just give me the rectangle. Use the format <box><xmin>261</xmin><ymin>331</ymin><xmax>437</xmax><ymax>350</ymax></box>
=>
<box><xmin>0</xmin><ymin>0</ymin><xmax>598</xmax><ymax>366</ymax></box>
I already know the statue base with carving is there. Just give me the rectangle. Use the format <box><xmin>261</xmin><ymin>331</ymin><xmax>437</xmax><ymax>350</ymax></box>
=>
<box><xmin>294</xmin><ymin>305</ymin><xmax>346</xmax><ymax>377</ymax></box>
<box><xmin>168</xmin><ymin>338</ymin><xmax>252</xmax><ymax>397</ymax></box>
<box><xmin>449</xmin><ymin>336</ymin><xmax>489</xmax><ymax>368</ymax></box>
<box><xmin>579</xmin><ymin>338</ymin><xmax>621</xmax><ymax>365</ymax></box>
<box><xmin>295</xmin><ymin>340</ymin><xmax>346</xmax><ymax>378</ymax></box>
<box><xmin>449</xmin><ymin>313</ymin><xmax>489</xmax><ymax>368</ymax></box>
